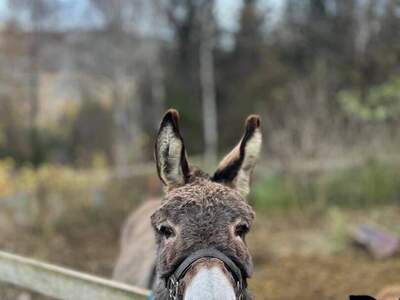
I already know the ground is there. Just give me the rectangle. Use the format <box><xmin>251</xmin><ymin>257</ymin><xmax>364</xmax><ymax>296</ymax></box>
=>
<box><xmin>249</xmin><ymin>209</ymin><xmax>400</xmax><ymax>299</ymax></box>
<box><xmin>0</xmin><ymin>206</ymin><xmax>399</xmax><ymax>300</ymax></box>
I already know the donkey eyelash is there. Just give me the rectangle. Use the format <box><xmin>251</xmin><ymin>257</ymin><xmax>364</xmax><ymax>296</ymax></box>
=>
<box><xmin>234</xmin><ymin>223</ymin><xmax>250</xmax><ymax>239</ymax></box>
<box><xmin>157</xmin><ymin>224</ymin><xmax>175</xmax><ymax>239</ymax></box>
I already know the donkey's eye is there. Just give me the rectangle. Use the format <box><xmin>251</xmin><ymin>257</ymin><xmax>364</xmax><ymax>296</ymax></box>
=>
<box><xmin>235</xmin><ymin>224</ymin><xmax>249</xmax><ymax>239</ymax></box>
<box><xmin>157</xmin><ymin>224</ymin><xmax>175</xmax><ymax>239</ymax></box>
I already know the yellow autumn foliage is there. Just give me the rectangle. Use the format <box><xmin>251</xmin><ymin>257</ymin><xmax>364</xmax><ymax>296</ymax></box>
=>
<box><xmin>0</xmin><ymin>158</ymin><xmax>108</xmax><ymax>204</ymax></box>
<box><xmin>0</xmin><ymin>159</ymin><xmax>16</xmax><ymax>197</ymax></box>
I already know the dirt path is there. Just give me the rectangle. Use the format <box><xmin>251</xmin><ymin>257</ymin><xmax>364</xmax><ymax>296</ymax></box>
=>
<box><xmin>250</xmin><ymin>254</ymin><xmax>400</xmax><ymax>300</ymax></box>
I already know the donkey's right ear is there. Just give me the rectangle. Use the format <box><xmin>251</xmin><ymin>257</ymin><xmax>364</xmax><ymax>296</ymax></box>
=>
<box><xmin>155</xmin><ymin>109</ymin><xmax>190</xmax><ymax>190</ymax></box>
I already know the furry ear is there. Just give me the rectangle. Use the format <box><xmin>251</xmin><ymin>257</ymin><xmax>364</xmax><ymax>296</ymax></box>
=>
<box><xmin>212</xmin><ymin>115</ymin><xmax>262</xmax><ymax>197</ymax></box>
<box><xmin>155</xmin><ymin>109</ymin><xmax>190</xmax><ymax>191</ymax></box>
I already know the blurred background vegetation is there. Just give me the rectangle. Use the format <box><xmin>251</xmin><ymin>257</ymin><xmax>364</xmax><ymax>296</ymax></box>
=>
<box><xmin>0</xmin><ymin>0</ymin><xmax>400</xmax><ymax>299</ymax></box>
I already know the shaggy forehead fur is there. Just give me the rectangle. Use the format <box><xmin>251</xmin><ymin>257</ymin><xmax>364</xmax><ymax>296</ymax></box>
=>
<box><xmin>152</xmin><ymin>175</ymin><xmax>255</xmax><ymax>226</ymax></box>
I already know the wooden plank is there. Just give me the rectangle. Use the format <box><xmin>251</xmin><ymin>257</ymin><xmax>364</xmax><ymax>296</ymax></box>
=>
<box><xmin>0</xmin><ymin>251</ymin><xmax>151</xmax><ymax>300</ymax></box>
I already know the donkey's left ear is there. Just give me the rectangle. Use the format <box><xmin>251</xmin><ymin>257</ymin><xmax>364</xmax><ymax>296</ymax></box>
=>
<box><xmin>211</xmin><ymin>115</ymin><xmax>262</xmax><ymax>197</ymax></box>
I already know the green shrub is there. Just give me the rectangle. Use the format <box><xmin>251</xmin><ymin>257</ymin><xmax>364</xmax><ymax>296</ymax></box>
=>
<box><xmin>321</xmin><ymin>160</ymin><xmax>400</xmax><ymax>207</ymax></box>
<box><xmin>252</xmin><ymin>159</ymin><xmax>400</xmax><ymax>211</ymax></box>
<box><xmin>252</xmin><ymin>174</ymin><xmax>316</xmax><ymax>210</ymax></box>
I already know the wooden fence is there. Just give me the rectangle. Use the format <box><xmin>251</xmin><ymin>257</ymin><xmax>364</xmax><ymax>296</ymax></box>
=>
<box><xmin>0</xmin><ymin>251</ymin><xmax>151</xmax><ymax>300</ymax></box>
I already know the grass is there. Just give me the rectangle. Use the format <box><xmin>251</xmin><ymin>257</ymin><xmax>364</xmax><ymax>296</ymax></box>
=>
<box><xmin>252</xmin><ymin>159</ymin><xmax>400</xmax><ymax>212</ymax></box>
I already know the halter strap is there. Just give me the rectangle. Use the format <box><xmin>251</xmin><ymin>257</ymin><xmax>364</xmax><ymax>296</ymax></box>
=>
<box><xmin>167</xmin><ymin>248</ymin><xmax>246</xmax><ymax>300</ymax></box>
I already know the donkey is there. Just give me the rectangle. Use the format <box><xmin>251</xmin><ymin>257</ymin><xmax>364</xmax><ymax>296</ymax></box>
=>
<box><xmin>113</xmin><ymin>109</ymin><xmax>262</xmax><ymax>300</ymax></box>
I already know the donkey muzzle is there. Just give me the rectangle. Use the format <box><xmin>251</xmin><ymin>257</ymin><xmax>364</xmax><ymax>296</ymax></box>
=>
<box><xmin>166</xmin><ymin>248</ymin><xmax>247</xmax><ymax>300</ymax></box>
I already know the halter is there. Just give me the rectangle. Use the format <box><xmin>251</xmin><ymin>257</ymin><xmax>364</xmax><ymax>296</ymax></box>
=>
<box><xmin>166</xmin><ymin>248</ymin><xmax>247</xmax><ymax>300</ymax></box>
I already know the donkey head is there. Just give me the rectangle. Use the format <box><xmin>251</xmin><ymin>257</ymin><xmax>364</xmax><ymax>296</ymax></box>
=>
<box><xmin>151</xmin><ymin>109</ymin><xmax>262</xmax><ymax>300</ymax></box>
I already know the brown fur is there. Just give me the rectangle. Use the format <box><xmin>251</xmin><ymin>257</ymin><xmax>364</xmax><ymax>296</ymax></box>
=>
<box><xmin>113</xmin><ymin>109</ymin><xmax>262</xmax><ymax>299</ymax></box>
<box><xmin>113</xmin><ymin>199</ymin><xmax>159</xmax><ymax>288</ymax></box>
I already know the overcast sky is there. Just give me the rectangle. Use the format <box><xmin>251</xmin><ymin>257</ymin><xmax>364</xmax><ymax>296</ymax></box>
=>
<box><xmin>0</xmin><ymin>0</ymin><xmax>281</xmax><ymax>31</ymax></box>
<box><xmin>216</xmin><ymin>0</ymin><xmax>281</xmax><ymax>31</ymax></box>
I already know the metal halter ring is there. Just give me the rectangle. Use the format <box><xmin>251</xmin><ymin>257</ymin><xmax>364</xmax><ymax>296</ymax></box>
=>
<box><xmin>167</xmin><ymin>275</ymin><xmax>179</xmax><ymax>300</ymax></box>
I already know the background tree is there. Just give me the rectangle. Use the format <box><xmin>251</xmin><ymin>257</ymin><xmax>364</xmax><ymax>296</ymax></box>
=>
<box><xmin>7</xmin><ymin>0</ymin><xmax>61</xmax><ymax>165</ymax></box>
<box><xmin>0</xmin><ymin>0</ymin><xmax>400</xmax><ymax>166</ymax></box>
<box><xmin>199</xmin><ymin>0</ymin><xmax>218</xmax><ymax>165</ymax></box>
